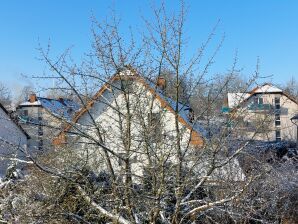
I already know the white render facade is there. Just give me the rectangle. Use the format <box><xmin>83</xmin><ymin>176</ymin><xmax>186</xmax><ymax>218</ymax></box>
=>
<box><xmin>0</xmin><ymin>103</ymin><xmax>29</xmax><ymax>176</ymax></box>
<box><xmin>70</xmin><ymin>77</ymin><xmax>200</xmax><ymax>179</ymax></box>
<box><xmin>58</xmin><ymin>69</ymin><xmax>244</xmax><ymax>182</ymax></box>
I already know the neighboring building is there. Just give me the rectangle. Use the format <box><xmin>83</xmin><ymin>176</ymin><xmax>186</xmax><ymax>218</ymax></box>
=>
<box><xmin>54</xmin><ymin>67</ymin><xmax>244</xmax><ymax>182</ymax></box>
<box><xmin>224</xmin><ymin>83</ymin><xmax>298</xmax><ymax>142</ymax></box>
<box><xmin>0</xmin><ymin>102</ymin><xmax>30</xmax><ymax>176</ymax></box>
<box><xmin>16</xmin><ymin>94</ymin><xmax>80</xmax><ymax>151</ymax></box>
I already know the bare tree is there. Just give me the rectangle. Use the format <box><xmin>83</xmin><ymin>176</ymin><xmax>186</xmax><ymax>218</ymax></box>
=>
<box><xmin>1</xmin><ymin>2</ymin><xmax>292</xmax><ymax>224</ymax></box>
<box><xmin>0</xmin><ymin>82</ymin><xmax>12</xmax><ymax>109</ymax></box>
<box><xmin>283</xmin><ymin>76</ymin><xmax>298</xmax><ymax>101</ymax></box>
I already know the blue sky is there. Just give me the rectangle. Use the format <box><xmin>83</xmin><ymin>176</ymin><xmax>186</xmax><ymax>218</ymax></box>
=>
<box><xmin>0</xmin><ymin>0</ymin><xmax>297</xmax><ymax>91</ymax></box>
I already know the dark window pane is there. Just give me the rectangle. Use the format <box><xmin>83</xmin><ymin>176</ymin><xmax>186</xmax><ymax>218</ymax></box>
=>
<box><xmin>275</xmin><ymin>97</ymin><xmax>280</xmax><ymax>104</ymax></box>
<box><xmin>258</xmin><ymin>98</ymin><xmax>263</xmax><ymax>105</ymax></box>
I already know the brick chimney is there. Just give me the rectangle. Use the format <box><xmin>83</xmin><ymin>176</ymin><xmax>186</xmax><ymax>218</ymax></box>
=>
<box><xmin>156</xmin><ymin>77</ymin><xmax>166</xmax><ymax>90</ymax></box>
<box><xmin>29</xmin><ymin>93</ymin><xmax>37</xmax><ymax>103</ymax></box>
<box><xmin>58</xmin><ymin>97</ymin><xmax>66</xmax><ymax>106</ymax></box>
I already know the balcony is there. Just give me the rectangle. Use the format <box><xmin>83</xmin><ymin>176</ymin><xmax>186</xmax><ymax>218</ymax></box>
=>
<box><xmin>221</xmin><ymin>107</ymin><xmax>231</xmax><ymax>113</ymax></box>
<box><xmin>248</xmin><ymin>103</ymin><xmax>272</xmax><ymax>111</ymax></box>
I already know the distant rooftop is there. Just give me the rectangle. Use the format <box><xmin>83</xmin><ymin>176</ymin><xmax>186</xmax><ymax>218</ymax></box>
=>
<box><xmin>18</xmin><ymin>95</ymin><xmax>80</xmax><ymax>121</ymax></box>
<box><xmin>227</xmin><ymin>83</ymin><xmax>284</xmax><ymax>109</ymax></box>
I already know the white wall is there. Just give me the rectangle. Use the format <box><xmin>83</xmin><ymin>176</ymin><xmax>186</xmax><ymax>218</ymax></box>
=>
<box><xmin>73</xmin><ymin>78</ymin><xmax>244</xmax><ymax>182</ymax></box>
<box><xmin>0</xmin><ymin>107</ymin><xmax>28</xmax><ymax>176</ymax></box>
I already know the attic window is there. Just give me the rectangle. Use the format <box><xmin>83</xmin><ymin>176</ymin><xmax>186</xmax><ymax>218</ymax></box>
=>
<box><xmin>148</xmin><ymin>112</ymin><xmax>162</xmax><ymax>142</ymax></box>
<box><xmin>148</xmin><ymin>112</ymin><xmax>161</xmax><ymax>126</ymax></box>
<box><xmin>120</xmin><ymin>80</ymin><xmax>134</xmax><ymax>93</ymax></box>
<box><xmin>254</xmin><ymin>97</ymin><xmax>263</xmax><ymax>105</ymax></box>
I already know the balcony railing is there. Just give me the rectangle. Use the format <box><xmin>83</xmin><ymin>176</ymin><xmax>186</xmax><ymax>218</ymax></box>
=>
<box><xmin>248</xmin><ymin>103</ymin><xmax>272</xmax><ymax>111</ymax></box>
<box><xmin>221</xmin><ymin>107</ymin><xmax>231</xmax><ymax>113</ymax></box>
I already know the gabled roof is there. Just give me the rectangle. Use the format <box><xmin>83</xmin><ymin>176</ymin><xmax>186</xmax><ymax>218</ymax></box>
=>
<box><xmin>54</xmin><ymin>67</ymin><xmax>204</xmax><ymax>146</ymax></box>
<box><xmin>253</xmin><ymin>83</ymin><xmax>282</xmax><ymax>93</ymax></box>
<box><xmin>18</xmin><ymin>97</ymin><xmax>80</xmax><ymax>121</ymax></box>
<box><xmin>0</xmin><ymin>102</ymin><xmax>30</xmax><ymax>139</ymax></box>
<box><xmin>229</xmin><ymin>83</ymin><xmax>298</xmax><ymax>112</ymax></box>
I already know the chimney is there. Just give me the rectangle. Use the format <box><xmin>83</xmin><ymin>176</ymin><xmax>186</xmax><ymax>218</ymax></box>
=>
<box><xmin>58</xmin><ymin>97</ymin><xmax>66</xmax><ymax>106</ymax></box>
<box><xmin>156</xmin><ymin>77</ymin><xmax>166</xmax><ymax>90</ymax></box>
<box><xmin>29</xmin><ymin>93</ymin><xmax>37</xmax><ymax>103</ymax></box>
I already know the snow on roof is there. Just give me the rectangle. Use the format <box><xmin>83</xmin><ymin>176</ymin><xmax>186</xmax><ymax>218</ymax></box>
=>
<box><xmin>227</xmin><ymin>84</ymin><xmax>283</xmax><ymax>108</ymax></box>
<box><xmin>227</xmin><ymin>93</ymin><xmax>250</xmax><ymax>108</ymax></box>
<box><xmin>146</xmin><ymin>78</ymin><xmax>207</xmax><ymax>136</ymax></box>
<box><xmin>18</xmin><ymin>97</ymin><xmax>80</xmax><ymax>121</ymax></box>
<box><xmin>119</xmin><ymin>69</ymin><xmax>135</xmax><ymax>76</ymax></box>
<box><xmin>18</xmin><ymin>101</ymin><xmax>42</xmax><ymax>106</ymax></box>
<box><xmin>37</xmin><ymin>97</ymin><xmax>80</xmax><ymax>120</ymax></box>
<box><xmin>254</xmin><ymin>84</ymin><xmax>282</xmax><ymax>93</ymax></box>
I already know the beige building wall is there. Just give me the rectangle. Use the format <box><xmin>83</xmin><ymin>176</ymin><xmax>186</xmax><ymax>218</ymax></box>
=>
<box><xmin>17</xmin><ymin>106</ymin><xmax>63</xmax><ymax>152</ymax></box>
<box><xmin>232</xmin><ymin>92</ymin><xmax>298</xmax><ymax>142</ymax></box>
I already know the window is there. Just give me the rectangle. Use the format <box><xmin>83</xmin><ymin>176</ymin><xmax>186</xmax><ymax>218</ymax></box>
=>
<box><xmin>118</xmin><ymin>153</ymin><xmax>126</xmax><ymax>166</ymax></box>
<box><xmin>275</xmin><ymin>114</ymin><xmax>281</xmax><ymax>126</ymax></box>
<box><xmin>148</xmin><ymin>112</ymin><xmax>161</xmax><ymax>126</ymax></box>
<box><xmin>120</xmin><ymin>80</ymin><xmax>134</xmax><ymax>93</ymax></box>
<box><xmin>258</xmin><ymin>97</ymin><xmax>263</xmax><ymax>105</ymax></box>
<box><xmin>275</xmin><ymin>97</ymin><xmax>280</xmax><ymax>110</ymax></box>
<box><xmin>23</xmin><ymin>110</ymin><xmax>28</xmax><ymax>116</ymax></box>
<box><xmin>38</xmin><ymin>129</ymin><xmax>43</xmax><ymax>136</ymax></box>
<box><xmin>275</xmin><ymin>130</ymin><xmax>281</xmax><ymax>142</ymax></box>
<box><xmin>38</xmin><ymin>126</ymin><xmax>43</xmax><ymax>136</ymax></box>
<box><xmin>38</xmin><ymin>139</ymin><xmax>43</xmax><ymax>150</ymax></box>
<box><xmin>254</xmin><ymin>96</ymin><xmax>263</xmax><ymax>105</ymax></box>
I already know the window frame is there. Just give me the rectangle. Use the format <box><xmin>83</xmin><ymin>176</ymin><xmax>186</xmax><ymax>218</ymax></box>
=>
<box><xmin>275</xmin><ymin>114</ymin><xmax>281</xmax><ymax>126</ymax></box>
<box><xmin>275</xmin><ymin>129</ymin><xmax>281</xmax><ymax>142</ymax></box>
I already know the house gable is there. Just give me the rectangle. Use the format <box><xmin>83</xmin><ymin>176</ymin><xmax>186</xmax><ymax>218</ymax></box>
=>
<box><xmin>54</xmin><ymin>68</ymin><xmax>204</xmax><ymax>146</ymax></box>
<box><xmin>229</xmin><ymin>83</ymin><xmax>298</xmax><ymax>113</ymax></box>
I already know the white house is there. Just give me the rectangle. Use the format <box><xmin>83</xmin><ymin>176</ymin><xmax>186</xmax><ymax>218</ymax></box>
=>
<box><xmin>0</xmin><ymin>102</ymin><xmax>30</xmax><ymax>176</ymax></box>
<box><xmin>54</xmin><ymin>67</ymin><xmax>244</xmax><ymax>182</ymax></box>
